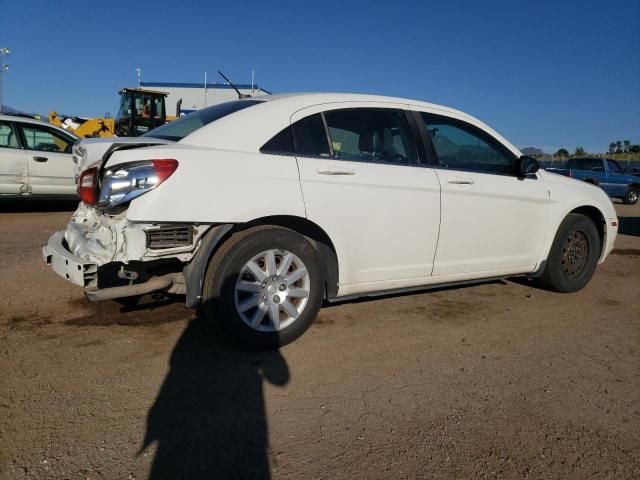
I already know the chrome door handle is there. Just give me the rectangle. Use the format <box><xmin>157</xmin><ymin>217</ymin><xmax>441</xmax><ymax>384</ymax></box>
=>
<box><xmin>316</xmin><ymin>166</ymin><xmax>355</xmax><ymax>176</ymax></box>
<box><xmin>447</xmin><ymin>178</ymin><xmax>474</xmax><ymax>185</ymax></box>
<box><xmin>33</xmin><ymin>156</ymin><xmax>48</xmax><ymax>162</ymax></box>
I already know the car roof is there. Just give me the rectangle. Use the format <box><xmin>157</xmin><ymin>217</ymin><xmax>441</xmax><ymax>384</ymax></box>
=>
<box><xmin>256</xmin><ymin>92</ymin><xmax>482</xmax><ymax>121</ymax></box>
<box><xmin>182</xmin><ymin>92</ymin><xmax>522</xmax><ymax>157</ymax></box>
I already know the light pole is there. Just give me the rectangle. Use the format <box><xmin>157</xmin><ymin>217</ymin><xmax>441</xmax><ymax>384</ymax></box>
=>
<box><xmin>0</xmin><ymin>48</ymin><xmax>10</xmax><ymax>111</ymax></box>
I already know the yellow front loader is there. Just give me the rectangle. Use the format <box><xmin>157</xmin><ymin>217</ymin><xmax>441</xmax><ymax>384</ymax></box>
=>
<box><xmin>49</xmin><ymin>88</ymin><xmax>169</xmax><ymax>138</ymax></box>
<box><xmin>49</xmin><ymin>112</ymin><xmax>115</xmax><ymax>138</ymax></box>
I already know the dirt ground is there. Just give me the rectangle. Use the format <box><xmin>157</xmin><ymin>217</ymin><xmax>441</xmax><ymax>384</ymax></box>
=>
<box><xmin>0</xmin><ymin>198</ymin><xmax>638</xmax><ymax>480</ymax></box>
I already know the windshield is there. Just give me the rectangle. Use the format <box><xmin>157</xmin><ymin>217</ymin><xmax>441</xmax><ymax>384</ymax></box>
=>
<box><xmin>116</xmin><ymin>94</ymin><xmax>131</xmax><ymax>123</ymax></box>
<box><xmin>143</xmin><ymin>99</ymin><xmax>263</xmax><ymax>141</ymax></box>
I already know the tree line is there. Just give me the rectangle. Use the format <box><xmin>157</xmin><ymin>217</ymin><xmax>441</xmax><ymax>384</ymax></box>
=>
<box><xmin>553</xmin><ymin>142</ymin><xmax>640</xmax><ymax>158</ymax></box>
<box><xmin>608</xmin><ymin>140</ymin><xmax>639</xmax><ymax>154</ymax></box>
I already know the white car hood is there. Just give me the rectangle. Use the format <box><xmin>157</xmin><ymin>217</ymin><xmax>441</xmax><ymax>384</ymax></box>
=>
<box><xmin>73</xmin><ymin>136</ymin><xmax>174</xmax><ymax>176</ymax></box>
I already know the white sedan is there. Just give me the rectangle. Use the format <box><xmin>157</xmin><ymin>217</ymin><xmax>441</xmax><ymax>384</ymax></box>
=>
<box><xmin>0</xmin><ymin>113</ymin><xmax>78</xmax><ymax>197</ymax></box>
<box><xmin>42</xmin><ymin>93</ymin><xmax>618</xmax><ymax>348</ymax></box>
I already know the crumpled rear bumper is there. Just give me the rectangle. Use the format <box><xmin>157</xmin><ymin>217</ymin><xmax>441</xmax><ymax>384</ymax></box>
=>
<box><xmin>42</xmin><ymin>231</ymin><xmax>98</xmax><ymax>288</ymax></box>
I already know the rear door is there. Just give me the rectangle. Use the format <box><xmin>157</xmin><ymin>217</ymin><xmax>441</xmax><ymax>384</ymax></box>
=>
<box><xmin>0</xmin><ymin>120</ymin><xmax>28</xmax><ymax>194</ymax></box>
<box><xmin>288</xmin><ymin>104</ymin><xmax>441</xmax><ymax>290</ymax></box>
<box><xmin>18</xmin><ymin>122</ymin><xmax>76</xmax><ymax>195</ymax></box>
<box><xmin>416</xmin><ymin>111</ymin><xmax>549</xmax><ymax>277</ymax></box>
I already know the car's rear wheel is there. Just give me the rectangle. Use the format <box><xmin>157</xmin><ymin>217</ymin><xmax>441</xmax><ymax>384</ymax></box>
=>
<box><xmin>202</xmin><ymin>226</ymin><xmax>324</xmax><ymax>349</ymax></box>
<box><xmin>622</xmin><ymin>187</ymin><xmax>639</xmax><ymax>205</ymax></box>
<box><xmin>539</xmin><ymin>213</ymin><xmax>601</xmax><ymax>293</ymax></box>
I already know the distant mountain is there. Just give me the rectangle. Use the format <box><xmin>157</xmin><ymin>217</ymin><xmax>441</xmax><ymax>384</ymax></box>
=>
<box><xmin>521</xmin><ymin>147</ymin><xmax>546</xmax><ymax>156</ymax></box>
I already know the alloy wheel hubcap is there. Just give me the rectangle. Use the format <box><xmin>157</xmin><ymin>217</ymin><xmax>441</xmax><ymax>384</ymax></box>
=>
<box><xmin>234</xmin><ymin>249</ymin><xmax>310</xmax><ymax>332</ymax></box>
<box><xmin>629</xmin><ymin>191</ymin><xmax>638</xmax><ymax>202</ymax></box>
<box><xmin>560</xmin><ymin>230</ymin><xmax>589</xmax><ymax>279</ymax></box>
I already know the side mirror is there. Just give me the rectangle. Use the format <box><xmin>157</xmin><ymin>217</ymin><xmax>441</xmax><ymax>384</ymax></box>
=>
<box><xmin>519</xmin><ymin>155</ymin><xmax>539</xmax><ymax>176</ymax></box>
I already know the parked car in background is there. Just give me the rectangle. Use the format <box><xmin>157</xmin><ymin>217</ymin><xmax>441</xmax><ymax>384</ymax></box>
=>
<box><xmin>43</xmin><ymin>93</ymin><xmax>618</xmax><ymax>348</ymax></box>
<box><xmin>546</xmin><ymin>157</ymin><xmax>640</xmax><ymax>204</ymax></box>
<box><xmin>0</xmin><ymin>113</ymin><xmax>78</xmax><ymax>197</ymax></box>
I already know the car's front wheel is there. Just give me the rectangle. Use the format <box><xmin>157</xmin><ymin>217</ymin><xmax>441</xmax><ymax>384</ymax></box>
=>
<box><xmin>202</xmin><ymin>226</ymin><xmax>324</xmax><ymax>349</ymax></box>
<box><xmin>539</xmin><ymin>213</ymin><xmax>601</xmax><ymax>293</ymax></box>
<box><xmin>622</xmin><ymin>187</ymin><xmax>639</xmax><ymax>205</ymax></box>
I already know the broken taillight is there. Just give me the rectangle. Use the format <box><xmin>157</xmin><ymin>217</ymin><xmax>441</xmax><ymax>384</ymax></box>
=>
<box><xmin>97</xmin><ymin>159</ymin><xmax>178</xmax><ymax>209</ymax></box>
<box><xmin>78</xmin><ymin>167</ymin><xmax>98</xmax><ymax>205</ymax></box>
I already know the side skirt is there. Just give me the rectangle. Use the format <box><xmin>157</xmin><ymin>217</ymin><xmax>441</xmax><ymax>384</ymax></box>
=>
<box><xmin>326</xmin><ymin>274</ymin><xmax>528</xmax><ymax>304</ymax></box>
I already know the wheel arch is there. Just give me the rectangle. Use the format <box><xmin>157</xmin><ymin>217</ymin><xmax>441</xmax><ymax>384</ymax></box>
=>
<box><xmin>240</xmin><ymin>215</ymin><xmax>339</xmax><ymax>299</ymax></box>
<box><xmin>567</xmin><ymin>205</ymin><xmax>606</xmax><ymax>258</ymax></box>
<box><xmin>183</xmin><ymin>215</ymin><xmax>339</xmax><ymax>307</ymax></box>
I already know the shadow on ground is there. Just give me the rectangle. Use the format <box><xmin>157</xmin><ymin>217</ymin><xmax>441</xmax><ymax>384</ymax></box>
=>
<box><xmin>618</xmin><ymin>216</ymin><xmax>639</xmax><ymax>237</ymax></box>
<box><xmin>142</xmin><ymin>318</ymin><xmax>289</xmax><ymax>479</ymax></box>
<box><xmin>0</xmin><ymin>197</ymin><xmax>79</xmax><ymax>213</ymax></box>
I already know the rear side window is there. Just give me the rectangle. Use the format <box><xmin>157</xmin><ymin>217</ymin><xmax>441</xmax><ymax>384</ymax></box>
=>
<box><xmin>144</xmin><ymin>99</ymin><xmax>263</xmax><ymax>141</ymax></box>
<box><xmin>323</xmin><ymin>108</ymin><xmax>417</xmax><ymax>165</ymax></box>
<box><xmin>259</xmin><ymin>114</ymin><xmax>332</xmax><ymax>157</ymax></box>
<box><xmin>260</xmin><ymin>127</ymin><xmax>294</xmax><ymax>156</ymax></box>
<box><xmin>291</xmin><ymin>114</ymin><xmax>331</xmax><ymax>158</ymax></box>
<box><xmin>567</xmin><ymin>159</ymin><xmax>582</xmax><ymax>169</ymax></box>
<box><xmin>0</xmin><ymin>122</ymin><xmax>20</xmax><ymax>149</ymax></box>
<box><xmin>583</xmin><ymin>159</ymin><xmax>603</xmax><ymax>171</ymax></box>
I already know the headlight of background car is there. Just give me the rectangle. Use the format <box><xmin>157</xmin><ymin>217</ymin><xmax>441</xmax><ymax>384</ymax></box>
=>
<box><xmin>97</xmin><ymin>159</ymin><xmax>178</xmax><ymax>209</ymax></box>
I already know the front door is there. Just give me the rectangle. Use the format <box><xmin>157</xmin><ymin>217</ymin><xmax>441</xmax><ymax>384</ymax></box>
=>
<box><xmin>291</xmin><ymin>105</ymin><xmax>441</xmax><ymax>290</ymax></box>
<box><xmin>417</xmin><ymin>112</ymin><xmax>549</xmax><ymax>277</ymax></box>
<box><xmin>604</xmin><ymin>159</ymin><xmax>629</xmax><ymax>197</ymax></box>
<box><xmin>0</xmin><ymin>121</ymin><xmax>28</xmax><ymax>194</ymax></box>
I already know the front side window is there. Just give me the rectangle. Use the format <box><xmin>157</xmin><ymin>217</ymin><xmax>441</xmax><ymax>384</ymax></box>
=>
<box><xmin>21</xmin><ymin>124</ymin><xmax>72</xmax><ymax>153</ymax></box>
<box><xmin>607</xmin><ymin>159</ymin><xmax>622</xmax><ymax>173</ymax></box>
<box><xmin>324</xmin><ymin>108</ymin><xmax>416</xmax><ymax>165</ymax></box>
<box><xmin>0</xmin><ymin>122</ymin><xmax>20</xmax><ymax>149</ymax></box>
<box><xmin>421</xmin><ymin>114</ymin><xmax>515</xmax><ymax>174</ymax></box>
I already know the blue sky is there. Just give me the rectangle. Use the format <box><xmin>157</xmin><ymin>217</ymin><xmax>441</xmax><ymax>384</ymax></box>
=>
<box><xmin>1</xmin><ymin>0</ymin><xmax>638</xmax><ymax>153</ymax></box>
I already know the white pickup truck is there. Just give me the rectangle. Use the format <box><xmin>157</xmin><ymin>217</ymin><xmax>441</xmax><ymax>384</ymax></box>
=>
<box><xmin>43</xmin><ymin>93</ymin><xmax>618</xmax><ymax>348</ymax></box>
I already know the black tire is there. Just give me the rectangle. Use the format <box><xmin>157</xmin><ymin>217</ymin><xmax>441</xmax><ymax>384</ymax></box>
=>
<box><xmin>540</xmin><ymin>213</ymin><xmax>601</xmax><ymax>293</ymax></box>
<box><xmin>622</xmin><ymin>187</ymin><xmax>639</xmax><ymax>205</ymax></box>
<box><xmin>201</xmin><ymin>226</ymin><xmax>324</xmax><ymax>349</ymax></box>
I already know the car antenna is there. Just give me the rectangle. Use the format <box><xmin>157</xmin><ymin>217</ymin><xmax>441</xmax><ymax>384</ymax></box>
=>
<box><xmin>217</xmin><ymin>71</ymin><xmax>251</xmax><ymax>99</ymax></box>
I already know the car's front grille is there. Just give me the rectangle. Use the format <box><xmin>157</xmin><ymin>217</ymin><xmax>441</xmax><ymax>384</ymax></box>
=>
<box><xmin>146</xmin><ymin>226</ymin><xmax>193</xmax><ymax>249</ymax></box>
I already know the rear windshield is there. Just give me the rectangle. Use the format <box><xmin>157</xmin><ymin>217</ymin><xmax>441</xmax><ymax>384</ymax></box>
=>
<box><xmin>143</xmin><ymin>99</ymin><xmax>263</xmax><ymax>141</ymax></box>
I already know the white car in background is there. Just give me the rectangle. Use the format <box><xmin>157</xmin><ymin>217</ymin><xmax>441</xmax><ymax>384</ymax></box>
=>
<box><xmin>42</xmin><ymin>93</ymin><xmax>618</xmax><ymax>348</ymax></box>
<box><xmin>0</xmin><ymin>113</ymin><xmax>78</xmax><ymax>197</ymax></box>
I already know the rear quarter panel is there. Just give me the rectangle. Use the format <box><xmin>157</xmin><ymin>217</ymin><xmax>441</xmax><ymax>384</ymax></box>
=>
<box><xmin>105</xmin><ymin>145</ymin><xmax>306</xmax><ymax>223</ymax></box>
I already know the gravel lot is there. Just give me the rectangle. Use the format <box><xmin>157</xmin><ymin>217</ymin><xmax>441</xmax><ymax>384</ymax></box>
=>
<box><xmin>1</xmin><ymin>199</ymin><xmax>638</xmax><ymax>479</ymax></box>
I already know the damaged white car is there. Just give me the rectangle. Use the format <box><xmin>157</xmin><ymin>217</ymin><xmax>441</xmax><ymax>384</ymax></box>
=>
<box><xmin>43</xmin><ymin>93</ymin><xmax>618</xmax><ymax>348</ymax></box>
